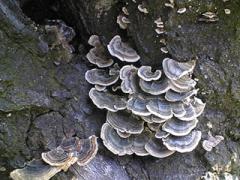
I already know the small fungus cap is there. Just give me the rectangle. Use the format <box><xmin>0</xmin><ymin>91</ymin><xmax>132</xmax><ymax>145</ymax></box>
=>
<box><xmin>163</xmin><ymin>130</ymin><xmax>202</xmax><ymax>153</ymax></box>
<box><xmin>106</xmin><ymin>110</ymin><xmax>144</xmax><ymax>134</ymax></box>
<box><xmin>89</xmin><ymin>88</ymin><xmax>127</xmax><ymax>112</ymax></box>
<box><xmin>85</xmin><ymin>68</ymin><xmax>119</xmax><ymax>86</ymax></box>
<box><xmin>162</xmin><ymin>117</ymin><xmax>199</xmax><ymax>136</ymax></box>
<box><xmin>138</xmin><ymin>66</ymin><xmax>162</xmax><ymax>81</ymax></box>
<box><xmin>162</xmin><ymin>58</ymin><xmax>196</xmax><ymax>80</ymax></box>
<box><xmin>145</xmin><ymin>138</ymin><xmax>175</xmax><ymax>158</ymax></box>
<box><xmin>107</xmin><ymin>35</ymin><xmax>140</xmax><ymax>62</ymax></box>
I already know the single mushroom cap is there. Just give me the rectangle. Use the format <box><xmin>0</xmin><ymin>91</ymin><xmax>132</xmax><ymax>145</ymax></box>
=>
<box><xmin>163</xmin><ymin>130</ymin><xmax>202</xmax><ymax>153</ymax></box>
<box><xmin>137</xmin><ymin>66</ymin><xmax>162</xmax><ymax>81</ymax></box>
<box><xmin>10</xmin><ymin>160</ymin><xmax>62</xmax><ymax>180</ymax></box>
<box><xmin>146</xmin><ymin>98</ymin><xmax>173</xmax><ymax>119</ymax></box>
<box><xmin>117</xmin><ymin>15</ymin><xmax>130</xmax><ymax>29</ymax></box>
<box><xmin>169</xmin><ymin>75</ymin><xmax>197</xmax><ymax>93</ymax></box>
<box><xmin>141</xmin><ymin>115</ymin><xmax>168</xmax><ymax>123</ymax></box>
<box><xmin>131</xmin><ymin>129</ymin><xmax>152</xmax><ymax>156</ymax></box>
<box><xmin>106</xmin><ymin>110</ymin><xmax>144</xmax><ymax>134</ymax></box>
<box><xmin>89</xmin><ymin>88</ymin><xmax>127</xmax><ymax>112</ymax></box>
<box><xmin>202</xmin><ymin>132</ymin><xmax>224</xmax><ymax>152</ymax></box>
<box><xmin>139</xmin><ymin>78</ymin><xmax>170</xmax><ymax>95</ymax></box>
<box><xmin>145</xmin><ymin>138</ymin><xmax>175</xmax><ymax>158</ymax></box>
<box><xmin>117</xmin><ymin>130</ymin><xmax>131</xmax><ymax>138</ymax></box>
<box><xmin>107</xmin><ymin>35</ymin><xmax>140</xmax><ymax>62</ymax></box>
<box><xmin>165</xmin><ymin>89</ymin><xmax>199</xmax><ymax>102</ymax></box>
<box><xmin>88</xmin><ymin>35</ymin><xmax>101</xmax><ymax>47</ymax></box>
<box><xmin>162</xmin><ymin>58</ymin><xmax>196</xmax><ymax>80</ymax></box>
<box><xmin>120</xmin><ymin>65</ymin><xmax>139</xmax><ymax>94</ymax></box>
<box><xmin>85</xmin><ymin>68</ymin><xmax>119</xmax><ymax>86</ymax></box>
<box><xmin>127</xmin><ymin>95</ymin><xmax>151</xmax><ymax>116</ymax></box>
<box><xmin>162</xmin><ymin>117</ymin><xmax>199</xmax><ymax>136</ymax></box>
<box><xmin>86</xmin><ymin>47</ymin><xmax>114</xmax><ymax>68</ymax></box>
<box><xmin>41</xmin><ymin>147</ymin><xmax>73</xmax><ymax>167</ymax></box>
<box><xmin>76</xmin><ymin>135</ymin><xmax>98</xmax><ymax>166</ymax></box>
<box><xmin>101</xmin><ymin>123</ymin><xmax>133</xmax><ymax>156</ymax></box>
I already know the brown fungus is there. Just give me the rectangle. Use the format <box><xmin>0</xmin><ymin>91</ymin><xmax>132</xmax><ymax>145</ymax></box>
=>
<box><xmin>76</xmin><ymin>135</ymin><xmax>98</xmax><ymax>166</ymax></box>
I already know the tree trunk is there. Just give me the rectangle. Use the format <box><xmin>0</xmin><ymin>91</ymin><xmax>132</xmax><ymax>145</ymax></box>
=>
<box><xmin>0</xmin><ymin>0</ymin><xmax>239</xmax><ymax>179</ymax></box>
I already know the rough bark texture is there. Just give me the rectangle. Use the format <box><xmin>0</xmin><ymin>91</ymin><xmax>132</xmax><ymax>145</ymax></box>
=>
<box><xmin>0</xmin><ymin>0</ymin><xmax>239</xmax><ymax>179</ymax></box>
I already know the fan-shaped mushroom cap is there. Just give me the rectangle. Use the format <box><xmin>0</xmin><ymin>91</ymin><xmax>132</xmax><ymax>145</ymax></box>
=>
<box><xmin>137</xmin><ymin>4</ymin><xmax>149</xmax><ymax>14</ymax></box>
<box><xmin>169</xmin><ymin>75</ymin><xmax>197</xmax><ymax>93</ymax></box>
<box><xmin>145</xmin><ymin>138</ymin><xmax>175</xmax><ymax>158</ymax></box>
<box><xmin>162</xmin><ymin>58</ymin><xmax>196</xmax><ymax>80</ymax></box>
<box><xmin>137</xmin><ymin>66</ymin><xmax>162</xmax><ymax>81</ymax></box>
<box><xmin>101</xmin><ymin>123</ymin><xmax>133</xmax><ymax>156</ymax></box>
<box><xmin>86</xmin><ymin>47</ymin><xmax>114</xmax><ymax>68</ymax></box>
<box><xmin>117</xmin><ymin>130</ymin><xmax>131</xmax><ymax>138</ymax></box>
<box><xmin>89</xmin><ymin>88</ymin><xmax>127</xmax><ymax>112</ymax></box>
<box><xmin>147</xmin><ymin>122</ymin><xmax>161</xmax><ymax>132</ymax></box>
<box><xmin>146</xmin><ymin>99</ymin><xmax>173</xmax><ymax>119</ymax></box>
<box><xmin>77</xmin><ymin>135</ymin><xmax>98</xmax><ymax>166</ymax></box>
<box><xmin>162</xmin><ymin>117</ymin><xmax>199</xmax><ymax>136</ymax></box>
<box><xmin>139</xmin><ymin>78</ymin><xmax>170</xmax><ymax>95</ymax></box>
<box><xmin>107</xmin><ymin>35</ymin><xmax>140</xmax><ymax>62</ymax></box>
<box><xmin>141</xmin><ymin>115</ymin><xmax>168</xmax><ymax>123</ymax></box>
<box><xmin>155</xmin><ymin>129</ymin><xmax>170</xmax><ymax>139</ymax></box>
<box><xmin>88</xmin><ymin>35</ymin><xmax>101</xmax><ymax>47</ymax></box>
<box><xmin>163</xmin><ymin>130</ymin><xmax>202</xmax><ymax>153</ymax></box>
<box><xmin>41</xmin><ymin>147</ymin><xmax>73</xmax><ymax>167</ymax></box>
<box><xmin>202</xmin><ymin>132</ymin><xmax>224</xmax><ymax>152</ymax></box>
<box><xmin>106</xmin><ymin>110</ymin><xmax>144</xmax><ymax>134</ymax></box>
<box><xmin>117</xmin><ymin>15</ymin><xmax>130</xmax><ymax>29</ymax></box>
<box><xmin>132</xmin><ymin>129</ymin><xmax>152</xmax><ymax>156</ymax></box>
<box><xmin>165</xmin><ymin>89</ymin><xmax>199</xmax><ymax>102</ymax></box>
<box><xmin>120</xmin><ymin>65</ymin><xmax>139</xmax><ymax>94</ymax></box>
<box><xmin>10</xmin><ymin>160</ymin><xmax>62</xmax><ymax>180</ymax></box>
<box><xmin>85</xmin><ymin>68</ymin><xmax>119</xmax><ymax>86</ymax></box>
<box><xmin>127</xmin><ymin>95</ymin><xmax>151</xmax><ymax>116</ymax></box>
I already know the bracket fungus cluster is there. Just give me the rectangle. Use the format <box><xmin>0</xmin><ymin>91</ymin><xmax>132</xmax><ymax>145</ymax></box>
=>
<box><xmin>10</xmin><ymin>136</ymin><xmax>98</xmax><ymax>180</ymax></box>
<box><xmin>85</xmin><ymin>35</ymin><xmax>205</xmax><ymax>158</ymax></box>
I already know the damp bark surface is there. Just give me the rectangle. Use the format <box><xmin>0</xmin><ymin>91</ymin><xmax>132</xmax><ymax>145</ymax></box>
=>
<box><xmin>0</xmin><ymin>0</ymin><xmax>239</xmax><ymax>179</ymax></box>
